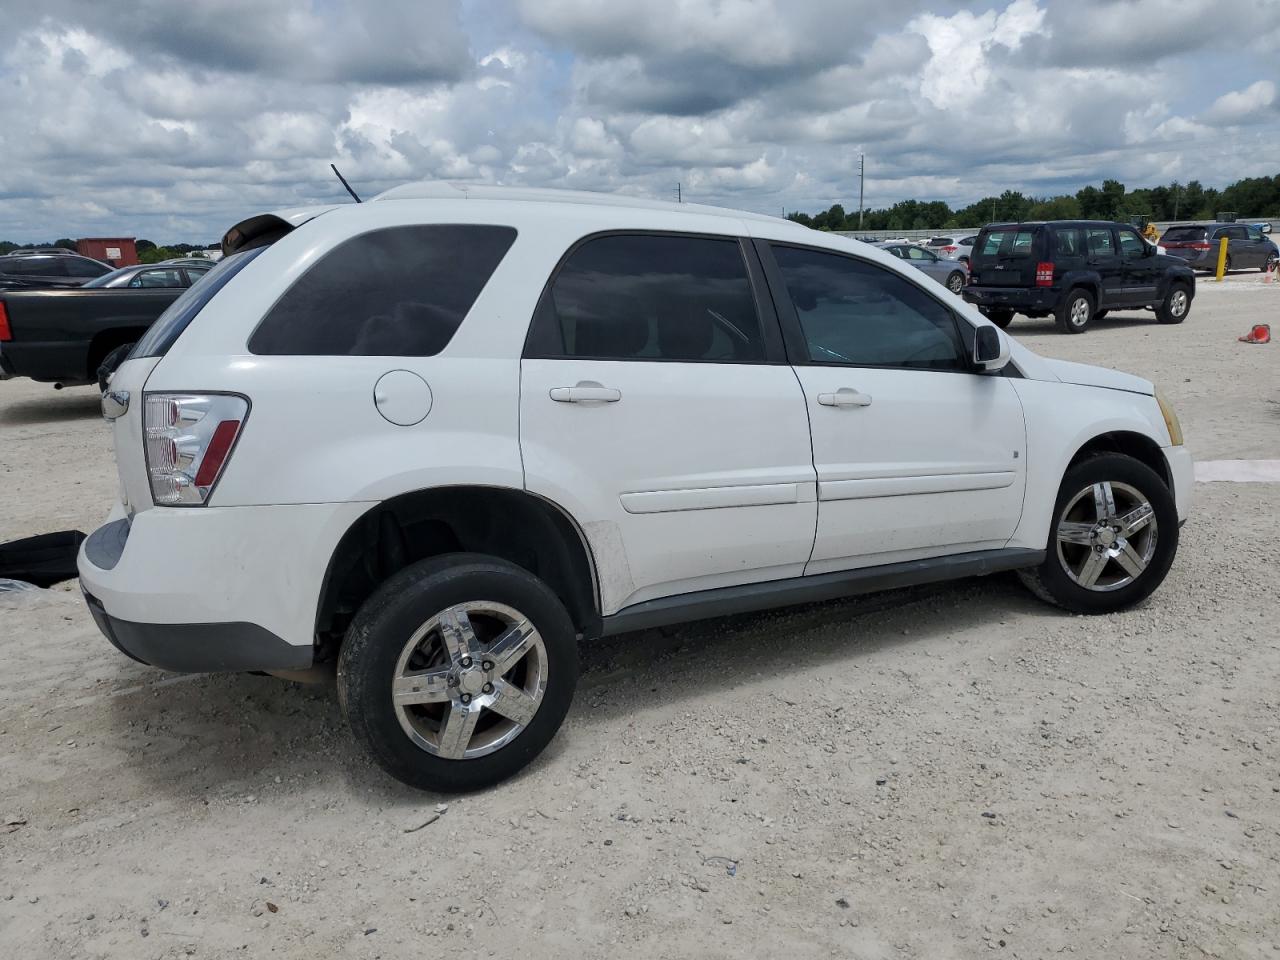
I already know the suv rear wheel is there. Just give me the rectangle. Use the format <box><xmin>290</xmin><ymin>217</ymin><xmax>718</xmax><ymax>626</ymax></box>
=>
<box><xmin>338</xmin><ymin>553</ymin><xmax>578</xmax><ymax>792</ymax></box>
<box><xmin>1056</xmin><ymin>288</ymin><xmax>1094</xmax><ymax>334</ymax></box>
<box><xmin>1018</xmin><ymin>453</ymin><xmax>1177</xmax><ymax>614</ymax></box>
<box><xmin>1156</xmin><ymin>283</ymin><xmax>1191</xmax><ymax>324</ymax></box>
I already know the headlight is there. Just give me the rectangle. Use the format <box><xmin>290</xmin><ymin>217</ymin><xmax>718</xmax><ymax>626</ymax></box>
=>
<box><xmin>1156</xmin><ymin>390</ymin><xmax>1183</xmax><ymax>446</ymax></box>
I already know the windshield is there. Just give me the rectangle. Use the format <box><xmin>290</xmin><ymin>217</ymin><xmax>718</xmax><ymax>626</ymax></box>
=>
<box><xmin>82</xmin><ymin>267</ymin><xmax>131</xmax><ymax>288</ymax></box>
<box><xmin>130</xmin><ymin>246</ymin><xmax>266</xmax><ymax>358</ymax></box>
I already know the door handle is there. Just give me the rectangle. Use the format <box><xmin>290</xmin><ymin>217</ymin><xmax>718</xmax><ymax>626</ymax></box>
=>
<box><xmin>817</xmin><ymin>387</ymin><xmax>872</xmax><ymax>408</ymax></box>
<box><xmin>549</xmin><ymin>381</ymin><xmax>621</xmax><ymax>403</ymax></box>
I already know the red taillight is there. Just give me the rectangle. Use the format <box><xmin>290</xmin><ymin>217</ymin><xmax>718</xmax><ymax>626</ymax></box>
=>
<box><xmin>1036</xmin><ymin>262</ymin><xmax>1054</xmax><ymax>286</ymax></box>
<box><xmin>1189</xmin><ymin>242</ymin><xmax>1212</xmax><ymax>251</ymax></box>
<box><xmin>943</xmin><ymin>246</ymin><xmax>957</xmax><ymax>253</ymax></box>
<box><xmin>193</xmin><ymin>419</ymin><xmax>242</xmax><ymax>487</ymax></box>
<box><xmin>0</xmin><ymin>302</ymin><xmax>10</xmax><ymax>342</ymax></box>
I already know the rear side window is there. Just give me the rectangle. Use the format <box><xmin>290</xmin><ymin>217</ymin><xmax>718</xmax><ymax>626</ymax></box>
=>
<box><xmin>524</xmin><ymin>234</ymin><xmax>765</xmax><ymax>363</ymax></box>
<box><xmin>977</xmin><ymin>230</ymin><xmax>1036</xmax><ymax>258</ymax></box>
<box><xmin>1161</xmin><ymin>226</ymin><xmax>1205</xmax><ymax>243</ymax></box>
<box><xmin>65</xmin><ymin>257</ymin><xmax>110</xmax><ymax>278</ymax></box>
<box><xmin>0</xmin><ymin>258</ymin><xmax>36</xmax><ymax>276</ymax></box>
<box><xmin>249</xmin><ymin>225</ymin><xmax>516</xmax><ymax>356</ymax></box>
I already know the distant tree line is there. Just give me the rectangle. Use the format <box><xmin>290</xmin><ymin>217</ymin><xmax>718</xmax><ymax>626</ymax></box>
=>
<box><xmin>0</xmin><ymin>237</ymin><xmax>216</xmax><ymax>260</ymax></box>
<box><xmin>787</xmin><ymin>174</ymin><xmax>1280</xmax><ymax>232</ymax></box>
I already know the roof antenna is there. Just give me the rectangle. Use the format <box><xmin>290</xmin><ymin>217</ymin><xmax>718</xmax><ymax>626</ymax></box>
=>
<box><xmin>330</xmin><ymin>163</ymin><xmax>362</xmax><ymax>203</ymax></box>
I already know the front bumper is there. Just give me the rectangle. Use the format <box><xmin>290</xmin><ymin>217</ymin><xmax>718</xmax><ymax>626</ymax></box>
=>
<box><xmin>1164</xmin><ymin>444</ymin><xmax>1194</xmax><ymax>524</ymax></box>
<box><xmin>963</xmin><ymin>285</ymin><xmax>1057</xmax><ymax>312</ymax></box>
<box><xmin>78</xmin><ymin>499</ymin><xmax>371</xmax><ymax>673</ymax></box>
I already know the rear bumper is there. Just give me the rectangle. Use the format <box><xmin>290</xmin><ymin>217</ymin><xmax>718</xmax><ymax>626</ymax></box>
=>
<box><xmin>0</xmin><ymin>339</ymin><xmax>92</xmax><ymax>383</ymax></box>
<box><xmin>78</xmin><ymin>499</ymin><xmax>372</xmax><ymax>673</ymax></box>
<box><xmin>963</xmin><ymin>286</ymin><xmax>1057</xmax><ymax>312</ymax></box>
<box><xmin>83</xmin><ymin>589</ymin><xmax>309</xmax><ymax>672</ymax></box>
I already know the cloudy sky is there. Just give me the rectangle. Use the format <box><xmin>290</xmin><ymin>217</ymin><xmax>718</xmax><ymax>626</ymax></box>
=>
<box><xmin>1</xmin><ymin>0</ymin><xmax>1277</xmax><ymax>243</ymax></box>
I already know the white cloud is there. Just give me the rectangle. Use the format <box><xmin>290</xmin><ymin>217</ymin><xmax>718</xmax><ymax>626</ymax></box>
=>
<box><xmin>1203</xmin><ymin>80</ymin><xmax>1277</xmax><ymax>126</ymax></box>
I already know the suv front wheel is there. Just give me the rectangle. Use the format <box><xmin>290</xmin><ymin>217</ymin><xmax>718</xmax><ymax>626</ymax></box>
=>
<box><xmin>1056</xmin><ymin>288</ymin><xmax>1094</xmax><ymax>334</ymax></box>
<box><xmin>338</xmin><ymin>554</ymin><xmax>578</xmax><ymax>791</ymax></box>
<box><xmin>1018</xmin><ymin>453</ymin><xmax>1178</xmax><ymax>614</ymax></box>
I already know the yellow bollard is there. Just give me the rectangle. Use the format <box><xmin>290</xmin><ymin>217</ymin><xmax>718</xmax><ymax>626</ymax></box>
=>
<box><xmin>1215</xmin><ymin>235</ymin><xmax>1229</xmax><ymax>281</ymax></box>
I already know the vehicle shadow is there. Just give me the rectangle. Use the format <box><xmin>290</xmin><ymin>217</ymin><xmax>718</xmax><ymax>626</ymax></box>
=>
<box><xmin>0</xmin><ymin>388</ymin><xmax>100</xmax><ymax>425</ymax></box>
<box><xmin>1010</xmin><ymin>312</ymin><xmax>1160</xmax><ymax>338</ymax></box>
<box><xmin>105</xmin><ymin>573</ymin><xmax>1057</xmax><ymax>804</ymax></box>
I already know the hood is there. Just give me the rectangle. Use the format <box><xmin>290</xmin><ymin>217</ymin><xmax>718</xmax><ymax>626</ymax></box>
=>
<box><xmin>1042</xmin><ymin>358</ymin><xmax>1153</xmax><ymax>396</ymax></box>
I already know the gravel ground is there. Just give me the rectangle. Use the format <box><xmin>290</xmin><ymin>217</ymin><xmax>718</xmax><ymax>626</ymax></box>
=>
<box><xmin>2</xmin><ymin>274</ymin><xmax>1278</xmax><ymax>958</ymax></box>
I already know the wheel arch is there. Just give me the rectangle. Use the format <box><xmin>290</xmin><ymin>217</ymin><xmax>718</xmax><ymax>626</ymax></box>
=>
<box><xmin>1066</xmin><ymin>430</ymin><xmax>1170</xmax><ymax>488</ymax></box>
<box><xmin>314</xmin><ymin>485</ymin><xmax>601</xmax><ymax>658</ymax></box>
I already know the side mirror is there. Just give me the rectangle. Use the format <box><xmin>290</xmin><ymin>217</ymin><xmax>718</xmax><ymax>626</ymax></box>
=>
<box><xmin>973</xmin><ymin>325</ymin><xmax>1010</xmax><ymax>372</ymax></box>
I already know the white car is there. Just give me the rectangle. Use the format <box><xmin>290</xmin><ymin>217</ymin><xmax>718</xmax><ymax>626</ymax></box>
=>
<box><xmin>80</xmin><ymin>183</ymin><xmax>1193</xmax><ymax>792</ymax></box>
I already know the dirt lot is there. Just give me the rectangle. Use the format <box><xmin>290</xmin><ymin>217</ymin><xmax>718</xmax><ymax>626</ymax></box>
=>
<box><xmin>2</xmin><ymin>273</ymin><xmax>1278</xmax><ymax>959</ymax></box>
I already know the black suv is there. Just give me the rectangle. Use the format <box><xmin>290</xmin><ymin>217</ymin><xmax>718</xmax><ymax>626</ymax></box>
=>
<box><xmin>0</xmin><ymin>253</ymin><xmax>112</xmax><ymax>290</ymax></box>
<box><xmin>963</xmin><ymin>220</ymin><xmax>1196</xmax><ymax>334</ymax></box>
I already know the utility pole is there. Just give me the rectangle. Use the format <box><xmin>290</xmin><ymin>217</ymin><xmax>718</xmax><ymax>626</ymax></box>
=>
<box><xmin>991</xmin><ymin>198</ymin><xmax>997</xmax><ymax>224</ymax></box>
<box><xmin>676</xmin><ymin>182</ymin><xmax>682</xmax><ymax>204</ymax></box>
<box><xmin>1172</xmin><ymin>183</ymin><xmax>1180</xmax><ymax>220</ymax></box>
<box><xmin>857</xmin><ymin>154</ymin><xmax>865</xmax><ymax>231</ymax></box>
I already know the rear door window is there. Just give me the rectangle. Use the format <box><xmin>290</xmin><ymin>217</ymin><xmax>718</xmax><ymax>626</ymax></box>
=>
<box><xmin>1052</xmin><ymin>227</ymin><xmax>1084</xmax><ymax>257</ymax></box>
<box><xmin>524</xmin><ymin>234</ymin><xmax>765</xmax><ymax>363</ymax></box>
<box><xmin>64</xmin><ymin>257</ymin><xmax>110</xmax><ymax>278</ymax></box>
<box><xmin>248</xmin><ymin>224</ymin><xmax>517</xmax><ymax>356</ymax></box>
<box><xmin>1086</xmin><ymin>229</ymin><xmax>1116</xmax><ymax>256</ymax></box>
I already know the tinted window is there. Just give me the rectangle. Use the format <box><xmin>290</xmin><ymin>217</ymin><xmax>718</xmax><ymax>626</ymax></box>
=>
<box><xmin>525</xmin><ymin>234</ymin><xmax>764</xmax><ymax>363</ymax></box>
<box><xmin>1086</xmin><ymin>229</ymin><xmax>1115</xmax><ymax>256</ymax></box>
<box><xmin>1117</xmin><ymin>229</ymin><xmax>1145</xmax><ymax>257</ymax></box>
<box><xmin>927</xmin><ymin>238</ymin><xmax>952</xmax><ymax>246</ymax></box>
<box><xmin>248</xmin><ymin>225</ymin><xmax>516</xmax><ymax>356</ymax></box>
<box><xmin>64</xmin><ymin>257</ymin><xmax>109</xmax><ymax>278</ymax></box>
<box><xmin>1224</xmin><ymin>225</ymin><xmax>1248</xmax><ymax>240</ymax></box>
<box><xmin>1161</xmin><ymin>226</ymin><xmax>1205</xmax><ymax>243</ymax></box>
<box><xmin>0</xmin><ymin>258</ymin><xmax>37</xmax><ymax>276</ymax></box>
<box><xmin>1052</xmin><ymin>227</ymin><xmax>1084</xmax><ymax>257</ymax></box>
<box><xmin>128</xmin><ymin>268</ymin><xmax>184</xmax><ymax>288</ymax></box>
<box><xmin>978</xmin><ymin>230</ymin><xmax>1036</xmax><ymax>258</ymax></box>
<box><xmin>132</xmin><ymin>246</ymin><xmax>267</xmax><ymax>359</ymax></box>
<box><xmin>771</xmin><ymin>245</ymin><xmax>966</xmax><ymax>371</ymax></box>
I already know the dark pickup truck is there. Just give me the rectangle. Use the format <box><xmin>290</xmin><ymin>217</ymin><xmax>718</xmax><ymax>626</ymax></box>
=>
<box><xmin>0</xmin><ymin>288</ymin><xmax>182</xmax><ymax>386</ymax></box>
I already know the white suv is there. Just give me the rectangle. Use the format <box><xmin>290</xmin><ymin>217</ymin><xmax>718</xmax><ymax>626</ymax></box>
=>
<box><xmin>80</xmin><ymin>183</ymin><xmax>1193</xmax><ymax>791</ymax></box>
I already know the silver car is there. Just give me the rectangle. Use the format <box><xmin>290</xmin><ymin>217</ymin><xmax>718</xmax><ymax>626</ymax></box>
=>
<box><xmin>925</xmin><ymin>234</ymin><xmax>978</xmax><ymax>264</ymax></box>
<box><xmin>877</xmin><ymin>242</ymin><xmax>969</xmax><ymax>294</ymax></box>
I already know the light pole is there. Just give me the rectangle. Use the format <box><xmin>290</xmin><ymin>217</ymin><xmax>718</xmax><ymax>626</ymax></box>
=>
<box><xmin>858</xmin><ymin>154</ymin><xmax>865</xmax><ymax>231</ymax></box>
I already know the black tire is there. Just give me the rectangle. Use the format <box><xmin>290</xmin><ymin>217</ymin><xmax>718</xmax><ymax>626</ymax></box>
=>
<box><xmin>984</xmin><ymin>309</ymin><xmax>1014</xmax><ymax>329</ymax></box>
<box><xmin>1264</xmin><ymin>253</ymin><xmax>1278</xmax><ymax>274</ymax></box>
<box><xmin>1055</xmin><ymin>288</ymin><xmax>1094</xmax><ymax>334</ymax></box>
<box><xmin>1093</xmin><ymin>309</ymin><xmax>1109</xmax><ymax>321</ymax></box>
<box><xmin>1155</xmin><ymin>283</ymin><xmax>1191</xmax><ymax>324</ymax></box>
<box><xmin>945</xmin><ymin>271</ymin><xmax>965</xmax><ymax>295</ymax></box>
<box><xmin>1018</xmin><ymin>453</ymin><xmax>1178</xmax><ymax>615</ymax></box>
<box><xmin>338</xmin><ymin>553</ymin><xmax>578</xmax><ymax>792</ymax></box>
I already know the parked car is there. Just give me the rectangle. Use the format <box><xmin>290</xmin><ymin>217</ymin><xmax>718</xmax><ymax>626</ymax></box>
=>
<box><xmin>81</xmin><ymin>184</ymin><xmax>1192</xmax><ymax>792</ymax></box>
<box><xmin>1158</xmin><ymin>223</ymin><xmax>1278</xmax><ymax>273</ymax></box>
<box><xmin>0</xmin><ymin>285</ymin><xmax>187</xmax><ymax>385</ymax></box>
<box><xmin>926</xmin><ymin>235</ymin><xmax>978</xmax><ymax>264</ymax></box>
<box><xmin>964</xmin><ymin>220</ymin><xmax>1196</xmax><ymax>334</ymax></box>
<box><xmin>162</xmin><ymin>257</ymin><xmax>220</xmax><ymax>267</ymax></box>
<box><xmin>0</xmin><ymin>253</ymin><xmax>112</xmax><ymax>290</ymax></box>
<box><xmin>878</xmin><ymin>241</ymin><xmax>968</xmax><ymax>293</ymax></box>
<box><xmin>84</xmin><ymin>263</ymin><xmax>211</xmax><ymax>289</ymax></box>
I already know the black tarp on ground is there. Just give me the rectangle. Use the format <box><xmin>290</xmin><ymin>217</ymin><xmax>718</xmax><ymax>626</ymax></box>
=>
<box><xmin>0</xmin><ymin>531</ymin><xmax>86</xmax><ymax>587</ymax></box>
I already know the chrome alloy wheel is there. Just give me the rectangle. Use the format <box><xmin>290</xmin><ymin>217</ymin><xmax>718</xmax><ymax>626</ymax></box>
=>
<box><xmin>1055</xmin><ymin>481</ymin><xmax>1158</xmax><ymax>592</ymax></box>
<box><xmin>1168</xmin><ymin>288</ymin><xmax>1189</xmax><ymax>319</ymax></box>
<box><xmin>391</xmin><ymin>601</ymin><xmax>548</xmax><ymax>760</ymax></box>
<box><xmin>1069</xmin><ymin>295</ymin><xmax>1091</xmax><ymax>328</ymax></box>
